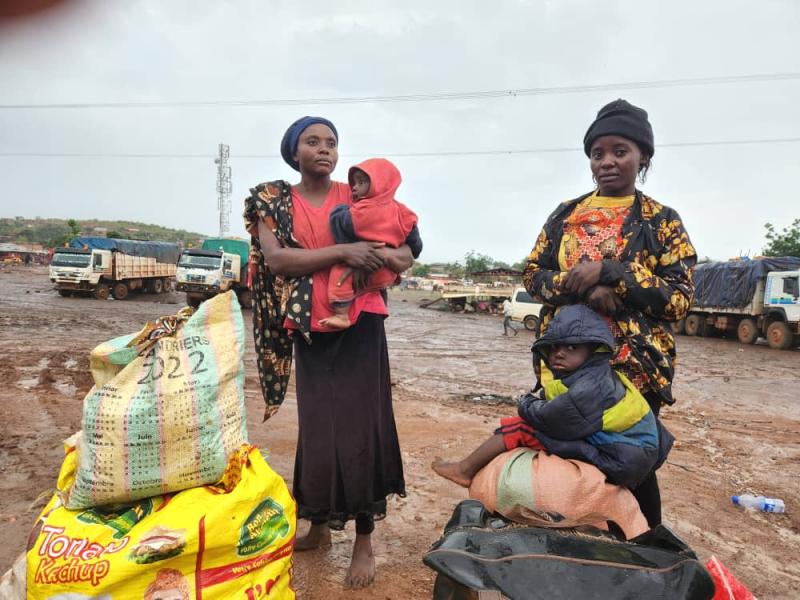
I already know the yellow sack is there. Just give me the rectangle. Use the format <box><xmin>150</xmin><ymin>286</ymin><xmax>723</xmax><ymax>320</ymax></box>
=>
<box><xmin>27</xmin><ymin>444</ymin><xmax>296</xmax><ymax>599</ymax></box>
<box><xmin>68</xmin><ymin>291</ymin><xmax>248</xmax><ymax>509</ymax></box>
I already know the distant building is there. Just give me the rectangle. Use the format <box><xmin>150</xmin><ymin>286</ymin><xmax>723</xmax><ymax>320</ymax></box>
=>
<box><xmin>471</xmin><ymin>268</ymin><xmax>523</xmax><ymax>286</ymax></box>
<box><xmin>0</xmin><ymin>243</ymin><xmax>50</xmax><ymax>265</ymax></box>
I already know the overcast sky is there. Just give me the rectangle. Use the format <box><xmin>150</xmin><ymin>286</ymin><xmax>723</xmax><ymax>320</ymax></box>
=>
<box><xmin>1</xmin><ymin>0</ymin><xmax>799</xmax><ymax>264</ymax></box>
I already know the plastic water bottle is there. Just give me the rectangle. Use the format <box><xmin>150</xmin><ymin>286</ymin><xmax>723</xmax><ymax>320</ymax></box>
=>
<box><xmin>731</xmin><ymin>494</ymin><xmax>785</xmax><ymax>513</ymax></box>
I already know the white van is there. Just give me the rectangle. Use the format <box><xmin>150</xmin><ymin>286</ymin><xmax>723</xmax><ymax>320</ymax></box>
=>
<box><xmin>509</xmin><ymin>286</ymin><xmax>544</xmax><ymax>330</ymax></box>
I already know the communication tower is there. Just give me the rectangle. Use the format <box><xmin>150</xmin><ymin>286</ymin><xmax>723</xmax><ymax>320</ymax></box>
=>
<box><xmin>214</xmin><ymin>144</ymin><xmax>232</xmax><ymax>237</ymax></box>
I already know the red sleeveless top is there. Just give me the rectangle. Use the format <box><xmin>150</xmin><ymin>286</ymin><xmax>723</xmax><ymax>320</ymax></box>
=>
<box><xmin>286</xmin><ymin>182</ymin><xmax>387</xmax><ymax>332</ymax></box>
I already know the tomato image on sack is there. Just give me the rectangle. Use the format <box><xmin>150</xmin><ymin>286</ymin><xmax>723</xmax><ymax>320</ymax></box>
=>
<box><xmin>144</xmin><ymin>568</ymin><xmax>191</xmax><ymax>600</ymax></box>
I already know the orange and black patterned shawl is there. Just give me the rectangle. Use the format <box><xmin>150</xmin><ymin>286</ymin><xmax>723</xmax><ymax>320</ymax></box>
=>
<box><xmin>243</xmin><ymin>180</ymin><xmax>313</xmax><ymax>420</ymax></box>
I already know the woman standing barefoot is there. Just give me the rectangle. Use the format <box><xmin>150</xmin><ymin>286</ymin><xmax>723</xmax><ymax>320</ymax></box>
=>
<box><xmin>244</xmin><ymin>116</ymin><xmax>420</xmax><ymax>588</ymax></box>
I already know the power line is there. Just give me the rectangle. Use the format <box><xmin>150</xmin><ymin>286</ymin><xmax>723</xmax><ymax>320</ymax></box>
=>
<box><xmin>0</xmin><ymin>152</ymin><xmax>213</xmax><ymax>158</ymax></box>
<box><xmin>2</xmin><ymin>72</ymin><xmax>799</xmax><ymax>110</ymax></box>
<box><xmin>1</xmin><ymin>136</ymin><xmax>800</xmax><ymax>160</ymax></box>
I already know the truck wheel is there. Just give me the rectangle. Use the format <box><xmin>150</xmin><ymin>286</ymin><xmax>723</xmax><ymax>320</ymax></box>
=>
<box><xmin>112</xmin><ymin>282</ymin><xmax>129</xmax><ymax>300</ymax></box>
<box><xmin>161</xmin><ymin>278</ymin><xmax>172</xmax><ymax>293</ymax></box>
<box><xmin>94</xmin><ymin>283</ymin><xmax>110</xmax><ymax>300</ymax></box>
<box><xmin>737</xmin><ymin>318</ymin><xmax>758</xmax><ymax>345</ymax></box>
<box><xmin>523</xmin><ymin>315</ymin><xmax>539</xmax><ymax>331</ymax></box>
<box><xmin>57</xmin><ymin>289</ymin><xmax>71</xmax><ymax>298</ymax></box>
<box><xmin>766</xmin><ymin>321</ymin><xmax>793</xmax><ymax>350</ymax></box>
<box><xmin>672</xmin><ymin>319</ymin><xmax>685</xmax><ymax>335</ymax></box>
<box><xmin>684</xmin><ymin>314</ymin><xmax>705</xmax><ymax>336</ymax></box>
<box><xmin>152</xmin><ymin>278</ymin><xmax>164</xmax><ymax>294</ymax></box>
<box><xmin>237</xmin><ymin>288</ymin><xmax>253</xmax><ymax>309</ymax></box>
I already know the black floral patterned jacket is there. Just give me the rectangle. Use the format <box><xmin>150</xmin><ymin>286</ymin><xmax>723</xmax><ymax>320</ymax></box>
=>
<box><xmin>523</xmin><ymin>190</ymin><xmax>697</xmax><ymax>406</ymax></box>
<box><xmin>243</xmin><ymin>180</ymin><xmax>312</xmax><ymax>420</ymax></box>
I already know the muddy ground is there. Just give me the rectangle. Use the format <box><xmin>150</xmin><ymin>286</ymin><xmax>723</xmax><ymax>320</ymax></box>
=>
<box><xmin>1</xmin><ymin>265</ymin><xmax>799</xmax><ymax>598</ymax></box>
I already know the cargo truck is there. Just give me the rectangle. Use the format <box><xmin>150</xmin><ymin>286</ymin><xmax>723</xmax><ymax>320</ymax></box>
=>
<box><xmin>676</xmin><ymin>257</ymin><xmax>800</xmax><ymax>349</ymax></box>
<box><xmin>175</xmin><ymin>238</ymin><xmax>252</xmax><ymax>309</ymax></box>
<box><xmin>49</xmin><ymin>237</ymin><xmax>179</xmax><ymax>300</ymax></box>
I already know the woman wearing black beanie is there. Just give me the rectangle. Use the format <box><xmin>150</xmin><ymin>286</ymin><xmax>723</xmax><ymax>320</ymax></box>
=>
<box><xmin>522</xmin><ymin>99</ymin><xmax>697</xmax><ymax>527</ymax></box>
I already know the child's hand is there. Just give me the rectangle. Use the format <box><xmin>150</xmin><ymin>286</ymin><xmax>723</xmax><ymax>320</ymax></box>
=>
<box><xmin>516</xmin><ymin>391</ymin><xmax>538</xmax><ymax>410</ymax></box>
<box><xmin>352</xmin><ymin>269</ymin><xmax>370</xmax><ymax>291</ymax></box>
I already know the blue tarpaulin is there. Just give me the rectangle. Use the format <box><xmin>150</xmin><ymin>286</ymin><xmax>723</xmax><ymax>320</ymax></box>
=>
<box><xmin>70</xmin><ymin>237</ymin><xmax>181</xmax><ymax>264</ymax></box>
<box><xmin>693</xmin><ymin>257</ymin><xmax>800</xmax><ymax>308</ymax></box>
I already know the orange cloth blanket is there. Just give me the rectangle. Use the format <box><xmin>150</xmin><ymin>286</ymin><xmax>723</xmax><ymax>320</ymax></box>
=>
<box><xmin>469</xmin><ymin>449</ymin><xmax>648</xmax><ymax>540</ymax></box>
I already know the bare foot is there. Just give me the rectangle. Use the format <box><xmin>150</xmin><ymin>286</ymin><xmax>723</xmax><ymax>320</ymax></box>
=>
<box><xmin>295</xmin><ymin>522</ymin><xmax>331</xmax><ymax>551</ymax></box>
<box><xmin>344</xmin><ymin>533</ymin><xmax>375</xmax><ymax>589</ymax></box>
<box><xmin>318</xmin><ymin>314</ymin><xmax>351</xmax><ymax>330</ymax></box>
<box><xmin>431</xmin><ymin>457</ymin><xmax>472</xmax><ymax>488</ymax></box>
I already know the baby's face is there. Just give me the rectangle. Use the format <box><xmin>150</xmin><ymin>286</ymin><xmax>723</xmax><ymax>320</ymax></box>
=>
<box><xmin>351</xmin><ymin>169</ymin><xmax>371</xmax><ymax>200</ymax></box>
<box><xmin>547</xmin><ymin>343</ymin><xmax>592</xmax><ymax>373</ymax></box>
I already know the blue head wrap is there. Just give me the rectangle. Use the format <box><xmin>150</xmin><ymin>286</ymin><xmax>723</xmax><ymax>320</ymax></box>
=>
<box><xmin>280</xmin><ymin>116</ymin><xmax>339</xmax><ymax>171</ymax></box>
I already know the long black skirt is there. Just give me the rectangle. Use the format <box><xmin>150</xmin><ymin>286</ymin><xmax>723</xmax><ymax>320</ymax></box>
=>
<box><xmin>292</xmin><ymin>312</ymin><xmax>405</xmax><ymax>530</ymax></box>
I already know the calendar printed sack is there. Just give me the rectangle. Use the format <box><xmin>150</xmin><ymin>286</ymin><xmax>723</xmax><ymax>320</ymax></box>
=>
<box><xmin>28</xmin><ymin>444</ymin><xmax>296</xmax><ymax>599</ymax></box>
<box><xmin>66</xmin><ymin>291</ymin><xmax>248</xmax><ymax>509</ymax></box>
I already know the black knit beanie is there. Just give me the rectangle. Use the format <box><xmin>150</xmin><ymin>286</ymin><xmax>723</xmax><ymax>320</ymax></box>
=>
<box><xmin>583</xmin><ymin>99</ymin><xmax>654</xmax><ymax>158</ymax></box>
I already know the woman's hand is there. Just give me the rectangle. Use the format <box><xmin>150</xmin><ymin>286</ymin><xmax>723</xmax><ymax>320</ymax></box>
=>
<box><xmin>564</xmin><ymin>261</ymin><xmax>603</xmax><ymax>295</ymax></box>
<box><xmin>377</xmin><ymin>245</ymin><xmax>415</xmax><ymax>274</ymax></box>
<box><xmin>339</xmin><ymin>241</ymin><xmax>386</xmax><ymax>272</ymax></box>
<box><xmin>585</xmin><ymin>285</ymin><xmax>622</xmax><ymax>315</ymax></box>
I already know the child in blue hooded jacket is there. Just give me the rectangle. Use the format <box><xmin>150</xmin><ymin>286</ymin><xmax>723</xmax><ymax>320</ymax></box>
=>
<box><xmin>433</xmin><ymin>304</ymin><xmax>673</xmax><ymax>489</ymax></box>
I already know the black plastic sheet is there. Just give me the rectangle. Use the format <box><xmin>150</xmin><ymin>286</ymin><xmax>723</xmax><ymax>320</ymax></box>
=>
<box><xmin>424</xmin><ymin>500</ymin><xmax>715</xmax><ymax>600</ymax></box>
<box><xmin>692</xmin><ymin>257</ymin><xmax>800</xmax><ymax>309</ymax></box>
<box><xmin>70</xmin><ymin>236</ymin><xmax>181</xmax><ymax>264</ymax></box>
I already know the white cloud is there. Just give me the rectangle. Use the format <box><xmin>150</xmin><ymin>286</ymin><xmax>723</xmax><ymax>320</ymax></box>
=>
<box><xmin>1</xmin><ymin>0</ymin><xmax>799</xmax><ymax>262</ymax></box>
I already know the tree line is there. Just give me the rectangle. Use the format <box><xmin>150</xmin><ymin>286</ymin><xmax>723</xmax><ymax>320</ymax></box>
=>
<box><xmin>0</xmin><ymin>217</ymin><xmax>205</xmax><ymax>248</ymax></box>
<box><xmin>411</xmin><ymin>250</ymin><xmax>529</xmax><ymax>278</ymax></box>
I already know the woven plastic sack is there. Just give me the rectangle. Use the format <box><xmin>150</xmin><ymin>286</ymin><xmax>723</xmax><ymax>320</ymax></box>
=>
<box><xmin>0</xmin><ymin>553</ymin><xmax>26</xmax><ymax>600</ymax></box>
<box><xmin>27</xmin><ymin>443</ymin><xmax>295</xmax><ymax>599</ymax></box>
<box><xmin>706</xmin><ymin>556</ymin><xmax>754</xmax><ymax>600</ymax></box>
<box><xmin>67</xmin><ymin>291</ymin><xmax>248</xmax><ymax>509</ymax></box>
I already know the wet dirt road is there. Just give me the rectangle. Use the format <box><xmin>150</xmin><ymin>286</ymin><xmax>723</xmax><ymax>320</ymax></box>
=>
<box><xmin>1</xmin><ymin>266</ymin><xmax>799</xmax><ymax>598</ymax></box>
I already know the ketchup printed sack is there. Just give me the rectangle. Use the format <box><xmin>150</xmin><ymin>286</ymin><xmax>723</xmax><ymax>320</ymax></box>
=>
<box><xmin>27</xmin><ymin>444</ymin><xmax>296</xmax><ymax>599</ymax></box>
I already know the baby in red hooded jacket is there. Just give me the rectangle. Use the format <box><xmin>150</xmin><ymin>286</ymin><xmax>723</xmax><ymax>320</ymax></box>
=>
<box><xmin>320</xmin><ymin>158</ymin><xmax>421</xmax><ymax>329</ymax></box>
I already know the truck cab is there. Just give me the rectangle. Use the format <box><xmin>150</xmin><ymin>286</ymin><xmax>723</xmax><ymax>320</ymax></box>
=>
<box><xmin>509</xmin><ymin>286</ymin><xmax>544</xmax><ymax>331</ymax></box>
<box><xmin>49</xmin><ymin>248</ymin><xmax>112</xmax><ymax>297</ymax></box>
<box><xmin>176</xmin><ymin>249</ymin><xmax>240</xmax><ymax>306</ymax></box>
<box><xmin>176</xmin><ymin>238</ymin><xmax>252</xmax><ymax>309</ymax></box>
<box><xmin>765</xmin><ymin>271</ymin><xmax>800</xmax><ymax>311</ymax></box>
<box><xmin>763</xmin><ymin>270</ymin><xmax>800</xmax><ymax>348</ymax></box>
